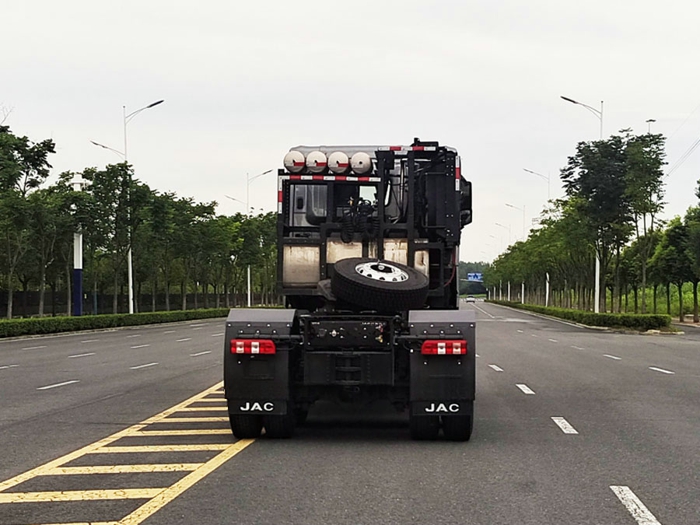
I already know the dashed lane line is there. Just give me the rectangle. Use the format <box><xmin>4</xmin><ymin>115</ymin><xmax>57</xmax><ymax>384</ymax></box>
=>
<box><xmin>211</xmin><ymin>333</ymin><xmax>224</xmax><ymax>336</ymax></box>
<box><xmin>475</xmin><ymin>354</ymin><xmax>480</xmax><ymax>358</ymax></box>
<box><xmin>189</xmin><ymin>323</ymin><xmax>207</xmax><ymax>327</ymax></box>
<box><xmin>37</xmin><ymin>380</ymin><xmax>79</xmax><ymax>390</ymax></box>
<box><xmin>0</xmin><ymin>382</ymin><xmax>255</xmax><ymax>525</ymax></box>
<box><xmin>130</xmin><ymin>362</ymin><xmax>158</xmax><ymax>370</ymax></box>
<box><xmin>190</xmin><ymin>351</ymin><xmax>212</xmax><ymax>357</ymax></box>
<box><xmin>517</xmin><ymin>329</ymin><xmax>524</xmax><ymax>333</ymax></box>
<box><xmin>22</xmin><ymin>345</ymin><xmax>47</xmax><ymax>350</ymax></box>
<box><xmin>610</xmin><ymin>486</ymin><xmax>662</xmax><ymax>525</ymax></box>
<box><xmin>131</xmin><ymin>344</ymin><xmax>151</xmax><ymax>349</ymax></box>
<box><xmin>516</xmin><ymin>384</ymin><xmax>536</xmax><ymax>395</ymax></box>
<box><xmin>551</xmin><ymin>417</ymin><xmax>579</xmax><ymax>434</ymax></box>
<box><xmin>571</xmin><ymin>345</ymin><xmax>584</xmax><ymax>350</ymax></box>
<box><xmin>81</xmin><ymin>339</ymin><xmax>100</xmax><ymax>343</ymax></box>
<box><xmin>176</xmin><ymin>338</ymin><xmax>192</xmax><ymax>342</ymax></box>
<box><xmin>649</xmin><ymin>366</ymin><xmax>675</xmax><ymax>375</ymax></box>
<box><xmin>548</xmin><ymin>338</ymin><xmax>558</xmax><ymax>343</ymax></box>
<box><xmin>68</xmin><ymin>352</ymin><xmax>96</xmax><ymax>358</ymax></box>
<box><xmin>531</xmin><ymin>334</ymin><xmax>539</xmax><ymax>338</ymax></box>
<box><xmin>488</xmin><ymin>364</ymin><xmax>504</xmax><ymax>372</ymax></box>
<box><xmin>604</xmin><ymin>354</ymin><xmax>622</xmax><ymax>360</ymax></box>
<box><xmin>126</xmin><ymin>334</ymin><xmax>142</xmax><ymax>338</ymax></box>
<box><xmin>163</xmin><ymin>330</ymin><xmax>176</xmax><ymax>334</ymax></box>
<box><xmin>0</xmin><ymin>364</ymin><xmax>19</xmax><ymax>370</ymax></box>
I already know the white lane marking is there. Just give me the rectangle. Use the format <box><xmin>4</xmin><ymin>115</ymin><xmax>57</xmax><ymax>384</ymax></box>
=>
<box><xmin>81</xmin><ymin>339</ymin><xmax>99</xmax><ymax>343</ymax></box>
<box><xmin>37</xmin><ymin>380</ymin><xmax>79</xmax><ymax>390</ymax></box>
<box><xmin>211</xmin><ymin>333</ymin><xmax>224</xmax><ymax>337</ymax></box>
<box><xmin>0</xmin><ymin>364</ymin><xmax>19</xmax><ymax>370</ymax></box>
<box><xmin>610</xmin><ymin>486</ymin><xmax>661</xmax><ymax>525</ymax></box>
<box><xmin>571</xmin><ymin>345</ymin><xmax>584</xmax><ymax>350</ymax></box>
<box><xmin>192</xmin><ymin>327</ymin><xmax>203</xmax><ymax>330</ymax></box>
<box><xmin>548</xmin><ymin>338</ymin><xmax>558</xmax><ymax>343</ymax></box>
<box><xmin>488</xmin><ymin>364</ymin><xmax>504</xmax><ymax>372</ymax></box>
<box><xmin>551</xmin><ymin>417</ymin><xmax>579</xmax><ymax>434</ymax></box>
<box><xmin>190</xmin><ymin>351</ymin><xmax>212</xmax><ymax>357</ymax></box>
<box><xmin>649</xmin><ymin>366</ymin><xmax>675</xmax><ymax>375</ymax></box>
<box><xmin>126</xmin><ymin>334</ymin><xmax>141</xmax><ymax>338</ymax></box>
<box><xmin>68</xmin><ymin>352</ymin><xmax>96</xmax><ymax>359</ymax></box>
<box><xmin>517</xmin><ymin>329</ymin><xmax>524</xmax><ymax>333</ymax></box>
<box><xmin>131</xmin><ymin>344</ymin><xmax>151</xmax><ymax>349</ymax></box>
<box><xmin>130</xmin><ymin>362</ymin><xmax>158</xmax><ymax>370</ymax></box>
<box><xmin>176</xmin><ymin>338</ymin><xmax>192</xmax><ymax>342</ymax></box>
<box><xmin>604</xmin><ymin>354</ymin><xmax>622</xmax><ymax>360</ymax></box>
<box><xmin>189</xmin><ymin>323</ymin><xmax>207</xmax><ymax>327</ymax></box>
<box><xmin>163</xmin><ymin>330</ymin><xmax>176</xmax><ymax>334</ymax></box>
<box><xmin>516</xmin><ymin>384</ymin><xmax>535</xmax><ymax>395</ymax></box>
<box><xmin>531</xmin><ymin>334</ymin><xmax>539</xmax><ymax>338</ymax></box>
<box><xmin>22</xmin><ymin>345</ymin><xmax>47</xmax><ymax>350</ymax></box>
<box><xmin>471</xmin><ymin>303</ymin><xmax>495</xmax><ymax>319</ymax></box>
<box><xmin>475</xmin><ymin>354</ymin><xmax>480</xmax><ymax>358</ymax></box>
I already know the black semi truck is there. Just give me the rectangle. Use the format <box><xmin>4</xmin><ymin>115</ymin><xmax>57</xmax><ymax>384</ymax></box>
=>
<box><xmin>224</xmin><ymin>139</ymin><xmax>476</xmax><ymax>440</ymax></box>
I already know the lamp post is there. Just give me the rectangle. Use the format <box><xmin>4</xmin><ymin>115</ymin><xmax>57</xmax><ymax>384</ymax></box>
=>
<box><xmin>91</xmin><ymin>99</ymin><xmax>164</xmax><ymax>314</ymax></box>
<box><xmin>495</xmin><ymin>222</ymin><xmax>511</xmax><ymax>245</ymax></box>
<box><xmin>226</xmin><ymin>169</ymin><xmax>273</xmax><ymax>307</ymax></box>
<box><xmin>71</xmin><ymin>174</ymin><xmax>87</xmax><ymax>316</ymax></box>
<box><xmin>505</xmin><ymin>203</ymin><xmax>526</xmax><ymax>240</ymax></box>
<box><xmin>561</xmin><ymin>95</ymin><xmax>604</xmax><ymax>313</ymax></box>
<box><xmin>646</xmin><ymin>118</ymin><xmax>656</xmax><ymax>133</ymax></box>
<box><xmin>523</xmin><ymin>168</ymin><xmax>551</xmax><ymax>201</ymax></box>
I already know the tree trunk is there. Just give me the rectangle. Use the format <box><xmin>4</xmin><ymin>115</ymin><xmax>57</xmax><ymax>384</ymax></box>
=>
<box><xmin>65</xmin><ymin>260</ymin><xmax>71</xmax><ymax>316</ymax></box>
<box><xmin>641</xmin><ymin>257</ymin><xmax>648</xmax><ymax>314</ymax></box>
<box><xmin>633</xmin><ymin>286</ymin><xmax>638</xmax><ymax>314</ymax></box>
<box><xmin>113</xmin><ymin>271</ymin><xmax>119</xmax><ymax>314</ymax></box>
<box><xmin>666</xmin><ymin>282</ymin><xmax>671</xmax><ymax>316</ymax></box>
<box><xmin>653</xmin><ymin>284</ymin><xmax>658</xmax><ymax>314</ymax></box>
<box><xmin>181</xmin><ymin>280</ymin><xmax>187</xmax><ymax>311</ymax></box>
<box><xmin>39</xmin><ymin>264</ymin><xmax>47</xmax><ymax>317</ymax></box>
<box><xmin>677</xmin><ymin>282</ymin><xmax>684</xmax><ymax>322</ymax></box>
<box><xmin>152</xmin><ymin>273</ymin><xmax>157</xmax><ymax>312</ymax></box>
<box><xmin>693</xmin><ymin>281</ymin><xmax>699</xmax><ymax>323</ymax></box>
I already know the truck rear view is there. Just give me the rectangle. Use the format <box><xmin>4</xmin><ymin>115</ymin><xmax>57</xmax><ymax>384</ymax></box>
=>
<box><xmin>224</xmin><ymin>139</ymin><xmax>475</xmax><ymax>440</ymax></box>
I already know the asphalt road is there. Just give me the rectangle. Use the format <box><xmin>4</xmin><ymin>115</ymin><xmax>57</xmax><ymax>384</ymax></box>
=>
<box><xmin>1</xmin><ymin>305</ymin><xmax>699</xmax><ymax>524</ymax></box>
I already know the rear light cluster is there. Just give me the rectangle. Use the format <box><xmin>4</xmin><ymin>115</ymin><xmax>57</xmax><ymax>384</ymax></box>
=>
<box><xmin>421</xmin><ymin>339</ymin><xmax>467</xmax><ymax>355</ymax></box>
<box><xmin>230</xmin><ymin>339</ymin><xmax>276</xmax><ymax>355</ymax></box>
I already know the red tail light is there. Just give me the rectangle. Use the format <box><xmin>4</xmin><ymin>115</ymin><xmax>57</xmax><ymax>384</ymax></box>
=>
<box><xmin>421</xmin><ymin>339</ymin><xmax>467</xmax><ymax>355</ymax></box>
<box><xmin>230</xmin><ymin>339</ymin><xmax>276</xmax><ymax>355</ymax></box>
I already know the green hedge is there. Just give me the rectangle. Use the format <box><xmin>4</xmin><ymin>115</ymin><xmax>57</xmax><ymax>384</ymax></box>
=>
<box><xmin>488</xmin><ymin>300</ymin><xmax>671</xmax><ymax>331</ymax></box>
<box><xmin>0</xmin><ymin>309</ymin><xmax>230</xmax><ymax>339</ymax></box>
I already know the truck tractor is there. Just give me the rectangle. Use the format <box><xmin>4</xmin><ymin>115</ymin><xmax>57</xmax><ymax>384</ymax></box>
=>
<box><xmin>224</xmin><ymin>139</ymin><xmax>475</xmax><ymax>440</ymax></box>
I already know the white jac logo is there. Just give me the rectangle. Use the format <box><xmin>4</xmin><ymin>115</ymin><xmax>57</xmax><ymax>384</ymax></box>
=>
<box><xmin>239</xmin><ymin>402</ymin><xmax>275</xmax><ymax>412</ymax></box>
<box><xmin>425</xmin><ymin>403</ymin><xmax>460</xmax><ymax>413</ymax></box>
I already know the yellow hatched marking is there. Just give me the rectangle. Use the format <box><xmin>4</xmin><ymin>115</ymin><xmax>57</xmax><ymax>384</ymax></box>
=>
<box><xmin>191</xmin><ymin>398</ymin><xmax>226</xmax><ymax>402</ymax></box>
<box><xmin>131</xmin><ymin>429</ymin><xmax>231</xmax><ymax>436</ymax></box>
<box><xmin>150</xmin><ymin>417</ymin><xmax>228</xmax><ymax>423</ymax></box>
<box><xmin>171</xmin><ymin>407</ymin><xmax>228</xmax><ymax>412</ymax></box>
<box><xmin>34</xmin><ymin>522</ymin><xmax>118</xmax><ymax>525</ymax></box>
<box><xmin>48</xmin><ymin>464</ymin><xmax>202</xmax><ymax>475</ymax></box>
<box><xmin>0</xmin><ymin>488</ymin><xmax>163</xmax><ymax>503</ymax></box>
<box><xmin>93</xmin><ymin>444</ymin><xmax>230</xmax><ymax>453</ymax></box>
<box><xmin>118</xmin><ymin>440</ymin><xmax>254</xmax><ymax>524</ymax></box>
<box><xmin>0</xmin><ymin>382</ymin><xmax>223</xmax><ymax>493</ymax></box>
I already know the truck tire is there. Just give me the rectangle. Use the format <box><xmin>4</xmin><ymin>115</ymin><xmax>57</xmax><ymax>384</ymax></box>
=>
<box><xmin>263</xmin><ymin>414</ymin><xmax>295</xmax><ymax>438</ymax></box>
<box><xmin>442</xmin><ymin>415</ymin><xmax>473</xmax><ymax>441</ymax></box>
<box><xmin>229</xmin><ymin>414</ymin><xmax>263</xmax><ymax>439</ymax></box>
<box><xmin>332</xmin><ymin>258</ymin><xmax>429</xmax><ymax>312</ymax></box>
<box><xmin>409</xmin><ymin>412</ymin><xmax>440</xmax><ymax>441</ymax></box>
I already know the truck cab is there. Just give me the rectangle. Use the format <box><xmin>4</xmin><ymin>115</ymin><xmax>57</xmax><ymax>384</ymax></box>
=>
<box><xmin>224</xmin><ymin>139</ymin><xmax>476</xmax><ymax>440</ymax></box>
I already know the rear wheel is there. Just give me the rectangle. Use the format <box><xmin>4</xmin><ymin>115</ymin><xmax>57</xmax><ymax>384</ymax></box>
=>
<box><xmin>228</xmin><ymin>414</ymin><xmax>263</xmax><ymax>439</ymax></box>
<box><xmin>442</xmin><ymin>415</ymin><xmax>473</xmax><ymax>441</ymax></box>
<box><xmin>263</xmin><ymin>413</ymin><xmax>296</xmax><ymax>438</ymax></box>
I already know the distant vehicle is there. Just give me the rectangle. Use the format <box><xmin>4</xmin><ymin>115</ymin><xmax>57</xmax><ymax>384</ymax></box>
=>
<box><xmin>466</xmin><ymin>296</ymin><xmax>476</xmax><ymax>303</ymax></box>
<box><xmin>224</xmin><ymin>139</ymin><xmax>476</xmax><ymax>441</ymax></box>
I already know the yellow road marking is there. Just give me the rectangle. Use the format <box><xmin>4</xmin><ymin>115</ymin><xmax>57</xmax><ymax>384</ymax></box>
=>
<box><xmin>93</xmin><ymin>444</ymin><xmax>230</xmax><ymax>453</ymax></box>
<box><xmin>0</xmin><ymin>382</ymin><xmax>223</xmax><ymax>493</ymax></box>
<box><xmin>190</xmin><ymin>398</ymin><xmax>226</xmax><ymax>403</ymax></box>
<box><xmin>131</xmin><ymin>429</ymin><xmax>231</xmax><ymax>436</ymax></box>
<box><xmin>171</xmin><ymin>407</ymin><xmax>228</xmax><ymax>412</ymax></box>
<box><xmin>118</xmin><ymin>440</ymin><xmax>254</xmax><ymax>524</ymax></box>
<box><xmin>0</xmin><ymin>488</ymin><xmax>163</xmax><ymax>503</ymax></box>
<box><xmin>35</xmin><ymin>522</ymin><xmax>119</xmax><ymax>525</ymax></box>
<box><xmin>48</xmin><ymin>464</ymin><xmax>202</xmax><ymax>475</ymax></box>
<box><xmin>149</xmin><ymin>417</ymin><xmax>228</xmax><ymax>423</ymax></box>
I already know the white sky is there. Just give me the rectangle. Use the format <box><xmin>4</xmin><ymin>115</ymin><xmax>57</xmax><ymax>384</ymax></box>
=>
<box><xmin>3</xmin><ymin>0</ymin><xmax>700</xmax><ymax>263</ymax></box>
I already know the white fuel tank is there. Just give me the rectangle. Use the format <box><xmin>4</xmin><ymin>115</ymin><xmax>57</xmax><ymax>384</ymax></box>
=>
<box><xmin>350</xmin><ymin>151</ymin><xmax>373</xmax><ymax>174</ymax></box>
<box><xmin>283</xmin><ymin>151</ymin><xmax>306</xmax><ymax>173</ymax></box>
<box><xmin>328</xmin><ymin>151</ymin><xmax>350</xmax><ymax>174</ymax></box>
<box><xmin>305</xmin><ymin>151</ymin><xmax>328</xmax><ymax>174</ymax></box>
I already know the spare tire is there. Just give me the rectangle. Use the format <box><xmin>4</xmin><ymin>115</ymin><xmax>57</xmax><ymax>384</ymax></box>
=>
<box><xmin>331</xmin><ymin>257</ymin><xmax>429</xmax><ymax>311</ymax></box>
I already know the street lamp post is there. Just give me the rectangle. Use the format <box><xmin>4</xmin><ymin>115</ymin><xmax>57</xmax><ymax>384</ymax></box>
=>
<box><xmin>226</xmin><ymin>169</ymin><xmax>273</xmax><ymax>307</ymax></box>
<box><xmin>92</xmin><ymin>99</ymin><xmax>163</xmax><ymax>314</ymax></box>
<box><xmin>71</xmin><ymin>174</ymin><xmax>87</xmax><ymax>316</ymax></box>
<box><xmin>646</xmin><ymin>118</ymin><xmax>656</xmax><ymax>133</ymax></box>
<box><xmin>505</xmin><ymin>203</ymin><xmax>526</xmax><ymax>240</ymax></box>
<box><xmin>523</xmin><ymin>168</ymin><xmax>551</xmax><ymax>201</ymax></box>
<box><xmin>561</xmin><ymin>95</ymin><xmax>604</xmax><ymax>313</ymax></box>
<box><xmin>495</xmin><ymin>222</ymin><xmax>511</xmax><ymax>245</ymax></box>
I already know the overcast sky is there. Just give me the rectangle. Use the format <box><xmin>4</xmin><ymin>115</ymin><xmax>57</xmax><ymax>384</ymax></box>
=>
<box><xmin>3</xmin><ymin>0</ymin><xmax>700</xmax><ymax>263</ymax></box>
